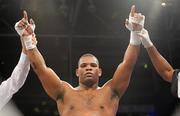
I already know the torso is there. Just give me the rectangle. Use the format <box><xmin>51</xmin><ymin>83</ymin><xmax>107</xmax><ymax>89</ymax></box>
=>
<box><xmin>56</xmin><ymin>82</ymin><xmax>120</xmax><ymax>116</ymax></box>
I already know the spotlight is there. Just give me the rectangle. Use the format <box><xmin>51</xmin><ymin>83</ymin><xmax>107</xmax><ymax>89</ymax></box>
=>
<box><xmin>144</xmin><ymin>63</ymin><xmax>148</xmax><ymax>69</ymax></box>
<box><xmin>161</xmin><ymin>2</ymin><xmax>167</xmax><ymax>7</ymax></box>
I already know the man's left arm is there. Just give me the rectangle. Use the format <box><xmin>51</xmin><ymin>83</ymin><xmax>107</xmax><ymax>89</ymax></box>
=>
<box><xmin>110</xmin><ymin>44</ymin><xmax>140</xmax><ymax>98</ymax></box>
<box><xmin>109</xmin><ymin>5</ymin><xmax>144</xmax><ymax>98</ymax></box>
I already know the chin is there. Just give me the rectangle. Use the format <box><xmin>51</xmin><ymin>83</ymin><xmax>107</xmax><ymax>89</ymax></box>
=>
<box><xmin>84</xmin><ymin>78</ymin><xmax>97</xmax><ymax>87</ymax></box>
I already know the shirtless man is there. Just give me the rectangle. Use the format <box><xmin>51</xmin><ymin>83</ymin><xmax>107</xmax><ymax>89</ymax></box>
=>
<box><xmin>15</xmin><ymin>5</ymin><xmax>144</xmax><ymax>116</ymax></box>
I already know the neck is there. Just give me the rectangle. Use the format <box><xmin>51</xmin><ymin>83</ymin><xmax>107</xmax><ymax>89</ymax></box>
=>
<box><xmin>78</xmin><ymin>83</ymin><xmax>99</xmax><ymax>90</ymax></box>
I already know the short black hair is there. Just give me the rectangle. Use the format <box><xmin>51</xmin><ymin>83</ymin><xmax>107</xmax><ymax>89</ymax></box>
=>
<box><xmin>78</xmin><ymin>53</ymin><xmax>99</xmax><ymax>66</ymax></box>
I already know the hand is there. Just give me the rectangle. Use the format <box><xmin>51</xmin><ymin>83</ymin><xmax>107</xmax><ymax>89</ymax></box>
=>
<box><xmin>137</xmin><ymin>28</ymin><xmax>153</xmax><ymax>48</ymax></box>
<box><xmin>15</xmin><ymin>11</ymin><xmax>37</xmax><ymax>50</ymax></box>
<box><xmin>126</xmin><ymin>5</ymin><xmax>144</xmax><ymax>46</ymax></box>
<box><xmin>125</xmin><ymin>5</ymin><xmax>145</xmax><ymax>32</ymax></box>
<box><xmin>15</xmin><ymin>11</ymin><xmax>35</xmax><ymax>37</ymax></box>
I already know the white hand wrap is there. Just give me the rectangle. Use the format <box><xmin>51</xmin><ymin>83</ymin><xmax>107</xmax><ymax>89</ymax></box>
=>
<box><xmin>126</xmin><ymin>14</ymin><xmax>145</xmax><ymax>32</ymax></box>
<box><xmin>22</xmin><ymin>35</ymin><xmax>36</xmax><ymax>50</ymax></box>
<box><xmin>14</xmin><ymin>21</ymin><xmax>26</xmax><ymax>36</ymax></box>
<box><xmin>129</xmin><ymin>14</ymin><xmax>145</xmax><ymax>27</ymax></box>
<box><xmin>129</xmin><ymin>32</ymin><xmax>141</xmax><ymax>45</ymax></box>
<box><xmin>138</xmin><ymin>29</ymin><xmax>153</xmax><ymax>48</ymax></box>
<box><xmin>126</xmin><ymin>13</ymin><xmax>145</xmax><ymax>46</ymax></box>
<box><xmin>125</xmin><ymin>19</ymin><xmax>141</xmax><ymax>45</ymax></box>
<box><xmin>15</xmin><ymin>21</ymin><xmax>35</xmax><ymax>36</ymax></box>
<box><xmin>15</xmin><ymin>20</ymin><xmax>36</xmax><ymax>50</ymax></box>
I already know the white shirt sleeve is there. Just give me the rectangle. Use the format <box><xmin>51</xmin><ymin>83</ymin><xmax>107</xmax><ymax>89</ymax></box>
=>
<box><xmin>177</xmin><ymin>72</ymin><xmax>180</xmax><ymax>98</ymax></box>
<box><xmin>0</xmin><ymin>52</ymin><xmax>30</xmax><ymax>110</ymax></box>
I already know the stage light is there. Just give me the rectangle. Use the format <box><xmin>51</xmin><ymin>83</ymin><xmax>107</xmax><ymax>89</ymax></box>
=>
<box><xmin>161</xmin><ymin>2</ymin><xmax>167</xmax><ymax>7</ymax></box>
<box><xmin>144</xmin><ymin>63</ymin><xmax>148</xmax><ymax>69</ymax></box>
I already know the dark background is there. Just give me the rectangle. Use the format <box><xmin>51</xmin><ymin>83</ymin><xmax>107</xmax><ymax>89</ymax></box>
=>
<box><xmin>0</xmin><ymin>0</ymin><xmax>180</xmax><ymax>115</ymax></box>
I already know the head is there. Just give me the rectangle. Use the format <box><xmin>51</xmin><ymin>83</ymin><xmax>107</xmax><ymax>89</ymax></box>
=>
<box><xmin>76</xmin><ymin>53</ymin><xmax>102</xmax><ymax>88</ymax></box>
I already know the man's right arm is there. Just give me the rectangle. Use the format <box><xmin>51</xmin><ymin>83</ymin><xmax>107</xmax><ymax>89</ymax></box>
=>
<box><xmin>15</xmin><ymin>11</ymin><xmax>65</xmax><ymax>101</ymax></box>
<box><xmin>27</xmin><ymin>47</ymin><xmax>65</xmax><ymax>100</ymax></box>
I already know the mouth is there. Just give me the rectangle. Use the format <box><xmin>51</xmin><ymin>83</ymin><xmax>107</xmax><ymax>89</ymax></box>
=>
<box><xmin>85</xmin><ymin>72</ymin><xmax>93</xmax><ymax>77</ymax></box>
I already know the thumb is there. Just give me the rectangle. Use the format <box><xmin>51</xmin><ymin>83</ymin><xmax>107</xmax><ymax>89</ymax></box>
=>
<box><xmin>125</xmin><ymin>19</ymin><xmax>129</xmax><ymax>25</ymax></box>
<box><xmin>30</xmin><ymin>18</ymin><xmax>35</xmax><ymax>25</ymax></box>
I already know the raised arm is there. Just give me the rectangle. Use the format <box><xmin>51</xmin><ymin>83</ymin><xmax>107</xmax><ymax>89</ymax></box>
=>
<box><xmin>109</xmin><ymin>5</ymin><xmax>143</xmax><ymax>98</ymax></box>
<box><xmin>14</xmin><ymin>11</ymin><xmax>65</xmax><ymax>100</ymax></box>
<box><xmin>0</xmin><ymin>51</ymin><xmax>30</xmax><ymax>110</ymax></box>
<box><xmin>147</xmin><ymin>46</ymin><xmax>174</xmax><ymax>82</ymax></box>
<box><xmin>138</xmin><ymin>29</ymin><xmax>174</xmax><ymax>82</ymax></box>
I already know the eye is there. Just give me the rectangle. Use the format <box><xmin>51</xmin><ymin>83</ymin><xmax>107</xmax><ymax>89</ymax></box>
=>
<box><xmin>80</xmin><ymin>63</ymin><xmax>87</xmax><ymax>68</ymax></box>
<box><xmin>91</xmin><ymin>63</ymin><xmax>97</xmax><ymax>67</ymax></box>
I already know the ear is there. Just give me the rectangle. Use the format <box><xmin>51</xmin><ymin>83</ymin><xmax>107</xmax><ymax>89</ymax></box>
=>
<box><xmin>98</xmin><ymin>68</ymin><xmax>102</xmax><ymax>77</ymax></box>
<box><xmin>76</xmin><ymin>68</ymin><xmax>79</xmax><ymax>77</ymax></box>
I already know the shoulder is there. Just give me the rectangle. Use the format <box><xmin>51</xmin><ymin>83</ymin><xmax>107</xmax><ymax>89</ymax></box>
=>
<box><xmin>61</xmin><ymin>81</ymin><xmax>75</xmax><ymax>90</ymax></box>
<box><xmin>55</xmin><ymin>81</ymin><xmax>75</xmax><ymax>101</ymax></box>
<box><xmin>102</xmin><ymin>79</ymin><xmax>113</xmax><ymax>88</ymax></box>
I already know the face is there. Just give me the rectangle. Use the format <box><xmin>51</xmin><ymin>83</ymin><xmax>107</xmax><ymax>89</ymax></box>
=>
<box><xmin>76</xmin><ymin>56</ymin><xmax>102</xmax><ymax>87</ymax></box>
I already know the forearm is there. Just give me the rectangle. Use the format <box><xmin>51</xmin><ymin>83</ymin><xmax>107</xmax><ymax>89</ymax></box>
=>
<box><xmin>146</xmin><ymin>46</ymin><xmax>174</xmax><ymax>82</ymax></box>
<box><xmin>122</xmin><ymin>44</ymin><xmax>140</xmax><ymax>69</ymax></box>
<box><xmin>0</xmin><ymin>52</ymin><xmax>30</xmax><ymax>109</ymax></box>
<box><xmin>26</xmin><ymin>48</ymin><xmax>47</xmax><ymax>73</ymax></box>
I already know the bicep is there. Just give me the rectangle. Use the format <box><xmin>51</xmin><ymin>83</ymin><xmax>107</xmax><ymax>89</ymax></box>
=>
<box><xmin>35</xmin><ymin>67</ymin><xmax>64</xmax><ymax>100</ymax></box>
<box><xmin>110</xmin><ymin>62</ymin><xmax>133</xmax><ymax>98</ymax></box>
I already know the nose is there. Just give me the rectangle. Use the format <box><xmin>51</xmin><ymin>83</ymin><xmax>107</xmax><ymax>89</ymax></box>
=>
<box><xmin>85</xmin><ymin>65</ymin><xmax>92</xmax><ymax>71</ymax></box>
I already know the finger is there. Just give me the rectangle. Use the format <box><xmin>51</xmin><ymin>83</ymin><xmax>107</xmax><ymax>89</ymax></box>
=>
<box><xmin>142</xmin><ymin>15</ymin><xmax>145</xmax><ymax>20</ymax></box>
<box><xmin>30</xmin><ymin>18</ymin><xmax>35</xmax><ymax>25</ymax></box>
<box><xmin>17</xmin><ymin>20</ymin><xmax>28</xmax><ymax>29</ymax></box>
<box><xmin>23</xmin><ymin>10</ymin><xmax>28</xmax><ymax>21</ymax></box>
<box><xmin>26</xmin><ymin>25</ymin><xmax>33</xmax><ymax>34</ymax></box>
<box><xmin>137</xmin><ymin>29</ymin><xmax>147</xmax><ymax>38</ymax></box>
<box><xmin>18</xmin><ymin>22</ymin><xmax>26</xmax><ymax>29</ymax></box>
<box><xmin>130</xmin><ymin>5</ymin><xmax>136</xmax><ymax>17</ymax></box>
<box><xmin>125</xmin><ymin>19</ymin><xmax>129</xmax><ymax>24</ymax></box>
<box><xmin>125</xmin><ymin>19</ymin><xmax>129</xmax><ymax>25</ymax></box>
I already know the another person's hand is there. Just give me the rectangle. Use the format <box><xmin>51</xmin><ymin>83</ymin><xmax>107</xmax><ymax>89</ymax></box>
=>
<box><xmin>138</xmin><ymin>28</ymin><xmax>153</xmax><ymax>48</ymax></box>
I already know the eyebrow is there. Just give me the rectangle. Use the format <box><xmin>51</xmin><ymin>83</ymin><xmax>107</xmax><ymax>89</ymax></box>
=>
<box><xmin>79</xmin><ymin>62</ymin><xmax>98</xmax><ymax>67</ymax></box>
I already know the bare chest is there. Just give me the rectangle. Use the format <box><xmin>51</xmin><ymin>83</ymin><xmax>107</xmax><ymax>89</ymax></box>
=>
<box><xmin>57</xmin><ymin>89</ymin><xmax>119</xmax><ymax>113</ymax></box>
<box><xmin>69</xmin><ymin>91</ymin><xmax>107</xmax><ymax>106</ymax></box>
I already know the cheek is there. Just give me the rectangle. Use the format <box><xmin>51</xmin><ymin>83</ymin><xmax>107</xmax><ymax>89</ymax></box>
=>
<box><xmin>78</xmin><ymin>69</ymin><xmax>85</xmax><ymax>75</ymax></box>
<box><xmin>94</xmin><ymin>69</ymin><xmax>100</xmax><ymax>74</ymax></box>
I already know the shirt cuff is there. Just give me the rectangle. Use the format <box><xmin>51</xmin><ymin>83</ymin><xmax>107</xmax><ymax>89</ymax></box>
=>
<box><xmin>18</xmin><ymin>52</ymin><xmax>30</xmax><ymax>66</ymax></box>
